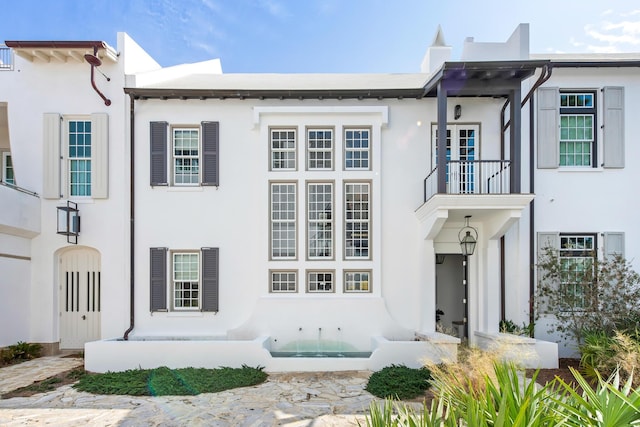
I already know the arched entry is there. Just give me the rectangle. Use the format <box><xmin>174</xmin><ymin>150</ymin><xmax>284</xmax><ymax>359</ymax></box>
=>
<box><xmin>58</xmin><ymin>247</ymin><xmax>101</xmax><ymax>349</ymax></box>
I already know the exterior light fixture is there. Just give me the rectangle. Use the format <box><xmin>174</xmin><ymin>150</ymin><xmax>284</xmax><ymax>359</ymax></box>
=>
<box><xmin>454</xmin><ymin>104</ymin><xmax>462</xmax><ymax>120</ymax></box>
<box><xmin>458</xmin><ymin>215</ymin><xmax>477</xmax><ymax>256</ymax></box>
<box><xmin>57</xmin><ymin>201</ymin><xmax>80</xmax><ymax>244</ymax></box>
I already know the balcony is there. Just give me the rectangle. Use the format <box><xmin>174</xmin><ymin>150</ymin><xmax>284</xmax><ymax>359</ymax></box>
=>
<box><xmin>0</xmin><ymin>182</ymin><xmax>40</xmax><ymax>237</ymax></box>
<box><xmin>424</xmin><ymin>160</ymin><xmax>512</xmax><ymax>202</ymax></box>
<box><xmin>0</xmin><ymin>45</ymin><xmax>13</xmax><ymax>71</ymax></box>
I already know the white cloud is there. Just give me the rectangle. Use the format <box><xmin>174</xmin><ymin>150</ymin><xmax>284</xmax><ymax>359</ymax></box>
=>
<box><xmin>258</xmin><ymin>0</ymin><xmax>289</xmax><ymax>19</ymax></box>
<box><xmin>578</xmin><ymin>10</ymin><xmax>640</xmax><ymax>52</ymax></box>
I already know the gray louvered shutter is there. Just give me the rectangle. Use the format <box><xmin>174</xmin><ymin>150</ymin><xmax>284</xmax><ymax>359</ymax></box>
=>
<box><xmin>537</xmin><ymin>87</ymin><xmax>559</xmax><ymax>169</ymax></box>
<box><xmin>150</xmin><ymin>122</ymin><xmax>168</xmax><ymax>186</ymax></box>
<box><xmin>603</xmin><ymin>87</ymin><xmax>625</xmax><ymax>168</ymax></box>
<box><xmin>201</xmin><ymin>247</ymin><xmax>219</xmax><ymax>312</ymax></box>
<box><xmin>537</xmin><ymin>232</ymin><xmax>559</xmax><ymax>258</ymax></box>
<box><xmin>603</xmin><ymin>232</ymin><xmax>625</xmax><ymax>259</ymax></box>
<box><xmin>201</xmin><ymin>121</ymin><xmax>219</xmax><ymax>186</ymax></box>
<box><xmin>150</xmin><ymin>247</ymin><xmax>167</xmax><ymax>311</ymax></box>
<box><xmin>43</xmin><ymin>113</ymin><xmax>61</xmax><ymax>199</ymax></box>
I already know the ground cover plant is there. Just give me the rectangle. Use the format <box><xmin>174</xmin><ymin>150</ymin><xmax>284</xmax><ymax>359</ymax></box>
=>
<box><xmin>73</xmin><ymin>365</ymin><xmax>267</xmax><ymax>396</ymax></box>
<box><xmin>365</xmin><ymin>364</ymin><xmax>432</xmax><ymax>400</ymax></box>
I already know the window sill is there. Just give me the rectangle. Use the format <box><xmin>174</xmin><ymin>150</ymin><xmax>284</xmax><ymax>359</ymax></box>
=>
<box><xmin>556</xmin><ymin>167</ymin><xmax>603</xmax><ymax>173</ymax></box>
<box><xmin>166</xmin><ymin>186</ymin><xmax>205</xmax><ymax>192</ymax></box>
<box><xmin>167</xmin><ymin>311</ymin><xmax>204</xmax><ymax>317</ymax></box>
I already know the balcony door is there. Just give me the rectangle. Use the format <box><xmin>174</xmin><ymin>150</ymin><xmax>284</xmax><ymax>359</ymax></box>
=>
<box><xmin>431</xmin><ymin>124</ymin><xmax>479</xmax><ymax>194</ymax></box>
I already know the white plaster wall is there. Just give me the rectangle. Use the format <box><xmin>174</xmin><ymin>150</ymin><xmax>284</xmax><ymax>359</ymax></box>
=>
<box><xmin>0</xmin><ymin>34</ymin><xmax>140</xmax><ymax>346</ymax></box>
<box><xmin>130</xmin><ymin>93</ymin><xmax>513</xmax><ymax>344</ymax></box>
<box><xmin>533</xmin><ymin>67</ymin><xmax>640</xmax><ymax>356</ymax></box>
<box><xmin>0</xmin><ymin>234</ymin><xmax>31</xmax><ymax>346</ymax></box>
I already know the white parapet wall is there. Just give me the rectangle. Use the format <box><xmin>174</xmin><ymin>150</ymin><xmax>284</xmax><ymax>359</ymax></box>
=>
<box><xmin>474</xmin><ymin>331</ymin><xmax>559</xmax><ymax>369</ymax></box>
<box><xmin>85</xmin><ymin>333</ymin><xmax>461</xmax><ymax>373</ymax></box>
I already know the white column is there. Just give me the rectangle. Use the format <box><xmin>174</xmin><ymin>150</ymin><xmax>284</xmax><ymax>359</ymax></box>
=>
<box><xmin>419</xmin><ymin>238</ymin><xmax>437</xmax><ymax>333</ymax></box>
<box><xmin>482</xmin><ymin>238</ymin><xmax>502</xmax><ymax>333</ymax></box>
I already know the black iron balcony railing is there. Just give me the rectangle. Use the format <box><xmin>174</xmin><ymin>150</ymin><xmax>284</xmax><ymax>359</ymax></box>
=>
<box><xmin>0</xmin><ymin>45</ymin><xmax>13</xmax><ymax>71</ymax></box>
<box><xmin>423</xmin><ymin>160</ymin><xmax>511</xmax><ymax>202</ymax></box>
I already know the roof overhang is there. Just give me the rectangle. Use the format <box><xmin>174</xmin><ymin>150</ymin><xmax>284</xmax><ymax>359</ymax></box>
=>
<box><xmin>4</xmin><ymin>40</ymin><xmax>118</xmax><ymax>64</ymax></box>
<box><xmin>421</xmin><ymin>60</ymin><xmax>550</xmax><ymax>98</ymax></box>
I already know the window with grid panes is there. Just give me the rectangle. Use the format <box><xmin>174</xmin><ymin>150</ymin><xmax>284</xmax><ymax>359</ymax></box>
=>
<box><xmin>68</xmin><ymin>120</ymin><xmax>92</xmax><ymax>196</ymax></box>
<box><xmin>173</xmin><ymin>128</ymin><xmax>200</xmax><ymax>185</ymax></box>
<box><xmin>307</xmin><ymin>182</ymin><xmax>333</xmax><ymax>259</ymax></box>
<box><xmin>270</xmin><ymin>271</ymin><xmax>297</xmax><ymax>292</ymax></box>
<box><xmin>560</xmin><ymin>93</ymin><xmax>595</xmax><ymax>167</ymax></box>
<box><xmin>307</xmin><ymin>129</ymin><xmax>332</xmax><ymax>169</ymax></box>
<box><xmin>271</xmin><ymin>129</ymin><xmax>296</xmax><ymax>170</ymax></box>
<box><xmin>345</xmin><ymin>182</ymin><xmax>370</xmax><ymax>259</ymax></box>
<box><xmin>344</xmin><ymin>271</ymin><xmax>371</xmax><ymax>292</ymax></box>
<box><xmin>2</xmin><ymin>152</ymin><xmax>14</xmax><ymax>185</ymax></box>
<box><xmin>270</xmin><ymin>182</ymin><xmax>297</xmax><ymax>259</ymax></box>
<box><xmin>560</xmin><ymin>234</ymin><xmax>596</xmax><ymax>309</ymax></box>
<box><xmin>307</xmin><ymin>271</ymin><xmax>333</xmax><ymax>292</ymax></box>
<box><xmin>345</xmin><ymin>129</ymin><xmax>370</xmax><ymax>170</ymax></box>
<box><xmin>173</xmin><ymin>252</ymin><xmax>200</xmax><ymax>309</ymax></box>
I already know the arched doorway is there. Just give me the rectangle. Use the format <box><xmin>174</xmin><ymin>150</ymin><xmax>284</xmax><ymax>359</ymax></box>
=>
<box><xmin>58</xmin><ymin>247</ymin><xmax>101</xmax><ymax>349</ymax></box>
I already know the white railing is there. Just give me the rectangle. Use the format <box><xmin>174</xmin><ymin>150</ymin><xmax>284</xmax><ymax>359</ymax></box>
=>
<box><xmin>0</xmin><ymin>45</ymin><xmax>14</xmax><ymax>71</ymax></box>
<box><xmin>424</xmin><ymin>160</ymin><xmax>511</xmax><ymax>201</ymax></box>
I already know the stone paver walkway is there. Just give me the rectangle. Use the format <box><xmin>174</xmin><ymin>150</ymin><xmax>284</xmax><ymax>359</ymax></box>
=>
<box><xmin>0</xmin><ymin>356</ymin><xmax>391</xmax><ymax>426</ymax></box>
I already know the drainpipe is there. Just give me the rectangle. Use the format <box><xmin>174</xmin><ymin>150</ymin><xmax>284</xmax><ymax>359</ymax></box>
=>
<box><xmin>498</xmin><ymin>65</ymin><xmax>552</xmax><ymax>329</ymax></box>
<box><xmin>123</xmin><ymin>94</ymin><xmax>135</xmax><ymax>340</ymax></box>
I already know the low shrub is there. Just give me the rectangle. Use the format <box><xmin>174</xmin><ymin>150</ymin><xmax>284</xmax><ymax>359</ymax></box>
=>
<box><xmin>0</xmin><ymin>341</ymin><xmax>42</xmax><ymax>366</ymax></box>
<box><xmin>580</xmin><ymin>330</ymin><xmax>640</xmax><ymax>387</ymax></box>
<box><xmin>365</xmin><ymin>365</ymin><xmax>432</xmax><ymax>400</ymax></box>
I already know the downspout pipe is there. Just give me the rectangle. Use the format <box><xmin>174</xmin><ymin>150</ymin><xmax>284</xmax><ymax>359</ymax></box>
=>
<box><xmin>88</xmin><ymin>47</ymin><xmax>111</xmax><ymax>106</ymax></box>
<box><xmin>498</xmin><ymin>64</ymin><xmax>552</xmax><ymax>326</ymax></box>
<box><xmin>123</xmin><ymin>94</ymin><xmax>135</xmax><ymax>340</ymax></box>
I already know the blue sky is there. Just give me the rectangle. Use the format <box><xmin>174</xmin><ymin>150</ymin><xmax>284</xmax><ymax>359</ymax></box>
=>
<box><xmin>2</xmin><ymin>0</ymin><xmax>640</xmax><ymax>73</ymax></box>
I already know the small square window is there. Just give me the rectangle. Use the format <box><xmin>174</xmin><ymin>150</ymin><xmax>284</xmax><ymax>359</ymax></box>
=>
<box><xmin>344</xmin><ymin>271</ymin><xmax>371</xmax><ymax>293</ymax></box>
<box><xmin>307</xmin><ymin>271</ymin><xmax>334</xmax><ymax>293</ymax></box>
<box><xmin>270</xmin><ymin>270</ymin><xmax>297</xmax><ymax>292</ymax></box>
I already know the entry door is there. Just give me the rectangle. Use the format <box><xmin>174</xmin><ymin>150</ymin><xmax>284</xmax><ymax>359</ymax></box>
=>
<box><xmin>435</xmin><ymin>254</ymin><xmax>466</xmax><ymax>337</ymax></box>
<box><xmin>59</xmin><ymin>248</ymin><xmax>101</xmax><ymax>349</ymax></box>
<box><xmin>432</xmin><ymin>124</ymin><xmax>479</xmax><ymax>194</ymax></box>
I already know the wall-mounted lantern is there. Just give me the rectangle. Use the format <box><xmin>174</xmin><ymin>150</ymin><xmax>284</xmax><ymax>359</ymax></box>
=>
<box><xmin>57</xmin><ymin>201</ymin><xmax>80</xmax><ymax>244</ymax></box>
<box><xmin>454</xmin><ymin>104</ymin><xmax>462</xmax><ymax>120</ymax></box>
<box><xmin>458</xmin><ymin>215</ymin><xmax>477</xmax><ymax>256</ymax></box>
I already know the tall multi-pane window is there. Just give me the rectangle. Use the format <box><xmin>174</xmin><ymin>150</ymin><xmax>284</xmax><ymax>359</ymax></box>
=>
<box><xmin>271</xmin><ymin>129</ymin><xmax>296</xmax><ymax>170</ymax></box>
<box><xmin>345</xmin><ymin>182</ymin><xmax>370</xmax><ymax>259</ymax></box>
<box><xmin>307</xmin><ymin>129</ymin><xmax>333</xmax><ymax>170</ymax></box>
<box><xmin>345</xmin><ymin>129</ymin><xmax>370</xmax><ymax>170</ymax></box>
<box><xmin>560</xmin><ymin>92</ymin><xmax>595</xmax><ymax>167</ymax></box>
<box><xmin>2</xmin><ymin>152</ymin><xmax>14</xmax><ymax>185</ymax></box>
<box><xmin>173</xmin><ymin>252</ymin><xmax>200</xmax><ymax>309</ymax></box>
<box><xmin>307</xmin><ymin>271</ymin><xmax>334</xmax><ymax>293</ymax></box>
<box><xmin>307</xmin><ymin>182</ymin><xmax>333</xmax><ymax>259</ymax></box>
<box><xmin>270</xmin><ymin>271</ymin><xmax>297</xmax><ymax>292</ymax></box>
<box><xmin>560</xmin><ymin>234</ymin><xmax>596</xmax><ymax>309</ymax></box>
<box><xmin>173</xmin><ymin>128</ymin><xmax>200</xmax><ymax>185</ymax></box>
<box><xmin>68</xmin><ymin>120</ymin><xmax>92</xmax><ymax>196</ymax></box>
<box><xmin>271</xmin><ymin>182</ymin><xmax>297</xmax><ymax>259</ymax></box>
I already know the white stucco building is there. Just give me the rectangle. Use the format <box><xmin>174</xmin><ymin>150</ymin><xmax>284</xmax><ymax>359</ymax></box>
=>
<box><xmin>1</xmin><ymin>24</ymin><xmax>637</xmax><ymax>372</ymax></box>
